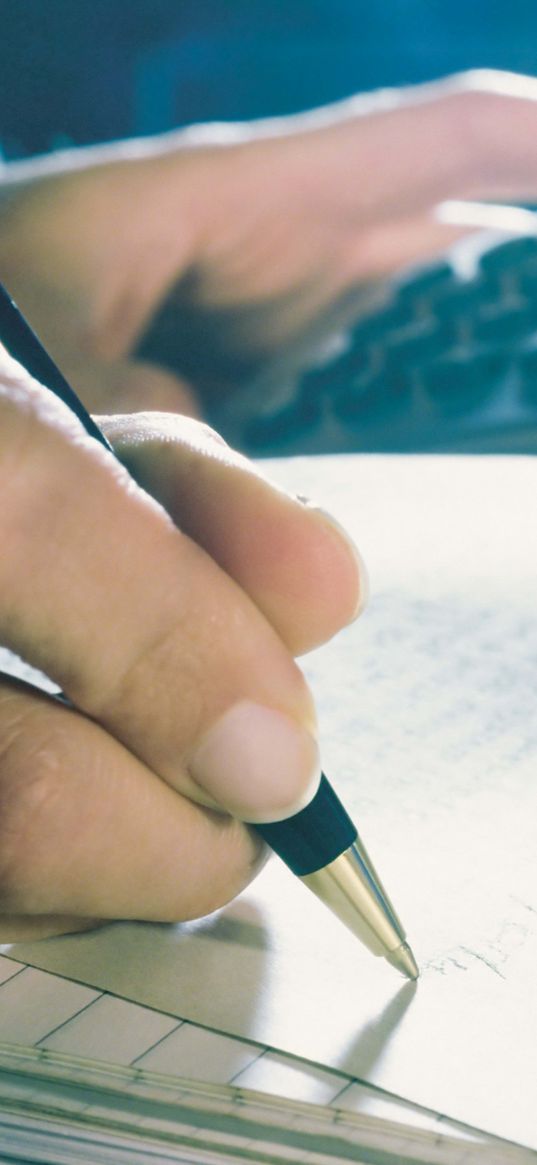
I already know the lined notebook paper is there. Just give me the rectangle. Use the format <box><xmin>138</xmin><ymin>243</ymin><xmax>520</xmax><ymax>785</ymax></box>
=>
<box><xmin>3</xmin><ymin>455</ymin><xmax>537</xmax><ymax>1154</ymax></box>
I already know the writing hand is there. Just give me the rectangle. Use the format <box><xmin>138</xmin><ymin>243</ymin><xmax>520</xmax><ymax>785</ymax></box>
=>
<box><xmin>0</xmin><ymin>349</ymin><xmax>365</xmax><ymax>941</ymax></box>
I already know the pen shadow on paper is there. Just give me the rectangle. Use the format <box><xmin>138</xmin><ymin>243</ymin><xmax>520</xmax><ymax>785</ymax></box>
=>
<box><xmin>8</xmin><ymin>888</ymin><xmax>419</xmax><ymax>1068</ymax></box>
<box><xmin>335</xmin><ymin>981</ymin><xmax>417</xmax><ymax>1081</ymax></box>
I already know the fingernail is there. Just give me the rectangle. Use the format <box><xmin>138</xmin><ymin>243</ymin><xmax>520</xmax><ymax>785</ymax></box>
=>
<box><xmin>189</xmin><ymin>701</ymin><xmax>321</xmax><ymax>824</ymax></box>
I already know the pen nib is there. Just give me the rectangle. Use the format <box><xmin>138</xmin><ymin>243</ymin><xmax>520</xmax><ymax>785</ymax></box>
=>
<box><xmin>387</xmin><ymin>942</ymin><xmax>420</xmax><ymax>981</ymax></box>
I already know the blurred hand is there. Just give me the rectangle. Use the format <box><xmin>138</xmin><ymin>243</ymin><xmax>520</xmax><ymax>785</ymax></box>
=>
<box><xmin>3</xmin><ymin>69</ymin><xmax>537</xmax><ymax>415</ymax></box>
<box><xmin>0</xmin><ymin>347</ymin><xmax>365</xmax><ymax>941</ymax></box>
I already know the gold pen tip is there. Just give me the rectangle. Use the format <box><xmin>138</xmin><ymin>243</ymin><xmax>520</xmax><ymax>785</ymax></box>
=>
<box><xmin>386</xmin><ymin>942</ymin><xmax>420</xmax><ymax>981</ymax></box>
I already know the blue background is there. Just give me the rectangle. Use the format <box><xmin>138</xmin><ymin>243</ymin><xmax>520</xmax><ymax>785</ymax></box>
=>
<box><xmin>1</xmin><ymin>1</ymin><xmax>537</xmax><ymax>158</ymax></box>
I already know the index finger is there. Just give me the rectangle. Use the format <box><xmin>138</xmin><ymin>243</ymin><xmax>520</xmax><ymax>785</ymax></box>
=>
<box><xmin>100</xmin><ymin>411</ymin><xmax>366</xmax><ymax>656</ymax></box>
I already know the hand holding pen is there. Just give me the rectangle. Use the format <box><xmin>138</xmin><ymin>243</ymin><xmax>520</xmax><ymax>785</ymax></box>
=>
<box><xmin>0</xmin><ymin>312</ymin><xmax>366</xmax><ymax>946</ymax></box>
<box><xmin>0</xmin><ymin>285</ymin><xmax>417</xmax><ymax>978</ymax></box>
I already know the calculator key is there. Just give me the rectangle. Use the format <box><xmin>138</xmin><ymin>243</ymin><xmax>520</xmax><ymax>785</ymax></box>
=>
<box><xmin>348</xmin><ymin>301</ymin><xmax>417</xmax><ymax>347</ymax></box>
<box><xmin>332</xmin><ymin>375</ymin><xmax>384</xmax><ymax>423</ymax></box>
<box><xmin>383</xmin><ymin>322</ymin><xmax>452</xmax><ymax>370</ymax></box>
<box><xmin>432</xmin><ymin>280</ymin><xmax>494</xmax><ymax>321</ymax></box>
<box><xmin>472</xmin><ymin>300</ymin><xmax>537</xmax><ymax>344</ymax></box>
<box><xmin>518</xmin><ymin>267</ymin><xmax>537</xmax><ymax>298</ymax></box>
<box><xmin>517</xmin><ymin>342</ymin><xmax>537</xmax><ymax>405</ymax></box>
<box><xmin>304</xmin><ymin>347</ymin><xmax>372</xmax><ymax>398</ymax></box>
<box><xmin>421</xmin><ymin>349</ymin><xmax>509</xmax><ymax>411</ymax></box>
<box><xmin>395</xmin><ymin>260</ymin><xmax>454</xmax><ymax>303</ymax></box>
<box><xmin>479</xmin><ymin>235</ymin><xmax>537</xmax><ymax>275</ymax></box>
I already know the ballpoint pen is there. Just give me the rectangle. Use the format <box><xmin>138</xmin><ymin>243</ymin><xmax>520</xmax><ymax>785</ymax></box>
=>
<box><xmin>0</xmin><ymin>280</ymin><xmax>419</xmax><ymax>980</ymax></box>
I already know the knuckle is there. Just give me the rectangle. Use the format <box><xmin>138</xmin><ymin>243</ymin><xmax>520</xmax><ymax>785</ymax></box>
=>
<box><xmin>0</xmin><ymin>361</ymin><xmax>36</xmax><ymax>488</ymax></box>
<box><xmin>97</xmin><ymin>607</ymin><xmax>207</xmax><ymax>751</ymax></box>
<box><xmin>0</xmin><ymin>373</ymin><xmax>60</xmax><ymax>601</ymax></box>
<box><xmin>0</xmin><ymin>360</ymin><xmax>107</xmax><ymax>644</ymax></box>
<box><xmin>0</xmin><ymin>696</ymin><xmax>65</xmax><ymax>911</ymax></box>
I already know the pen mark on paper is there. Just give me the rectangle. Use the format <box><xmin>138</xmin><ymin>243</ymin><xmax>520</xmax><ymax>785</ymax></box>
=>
<box><xmin>459</xmin><ymin>947</ymin><xmax>506</xmax><ymax>979</ymax></box>
<box><xmin>427</xmin><ymin>900</ymin><xmax>537</xmax><ymax>977</ymax></box>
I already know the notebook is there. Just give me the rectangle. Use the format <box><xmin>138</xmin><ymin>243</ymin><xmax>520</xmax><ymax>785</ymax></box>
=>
<box><xmin>1</xmin><ymin>453</ymin><xmax>537</xmax><ymax>1162</ymax></box>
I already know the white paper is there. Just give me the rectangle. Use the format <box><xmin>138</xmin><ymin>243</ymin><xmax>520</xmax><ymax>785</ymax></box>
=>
<box><xmin>5</xmin><ymin>455</ymin><xmax>537</xmax><ymax>1150</ymax></box>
